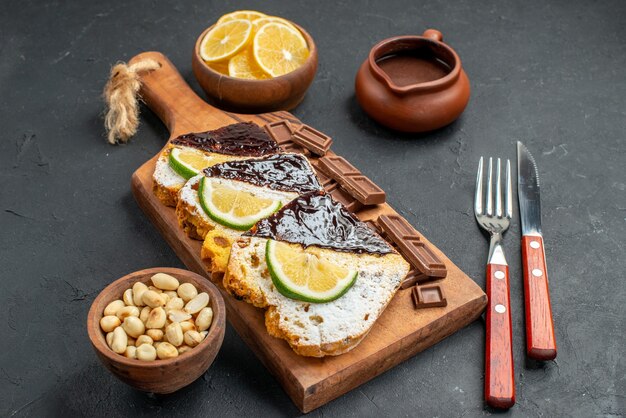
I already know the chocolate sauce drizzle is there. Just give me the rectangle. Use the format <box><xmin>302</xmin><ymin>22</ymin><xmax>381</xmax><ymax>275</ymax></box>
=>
<box><xmin>171</xmin><ymin>122</ymin><xmax>279</xmax><ymax>157</ymax></box>
<box><xmin>246</xmin><ymin>192</ymin><xmax>393</xmax><ymax>254</ymax></box>
<box><xmin>203</xmin><ymin>154</ymin><xmax>322</xmax><ymax>194</ymax></box>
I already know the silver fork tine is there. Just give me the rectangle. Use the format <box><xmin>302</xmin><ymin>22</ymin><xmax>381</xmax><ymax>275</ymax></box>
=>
<box><xmin>495</xmin><ymin>158</ymin><xmax>502</xmax><ymax>218</ymax></box>
<box><xmin>486</xmin><ymin>157</ymin><xmax>493</xmax><ymax>216</ymax></box>
<box><xmin>475</xmin><ymin>157</ymin><xmax>484</xmax><ymax>215</ymax></box>
<box><xmin>505</xmin><ymin>159</ymin><xmax>512</xmax><ymax>219</ymax></box>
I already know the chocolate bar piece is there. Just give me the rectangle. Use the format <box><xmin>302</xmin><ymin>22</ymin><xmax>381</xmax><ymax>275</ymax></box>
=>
<box><xmin>412</xmin><ymin>285</ymin><xmax>447</xmax><ymax>309</ymax></box>
<box><xmin>378</xmin><ymin>214</ymin><xmax>447</xmax><ymax>278</ymax></box>
<box><xmin>264</xmin><ymin>120</ymin><xmax>295</xmax><ymax>145</ymax></box>
<box><xmin>318</xmin><ymin>156</ymin><xmax>386</xmax><ymax>205</ymax></box>
<box><xmin>327</xmin><ymin>183</ymin><xmax>363</xmax><ymax>212</ymax></box>
<box><xmin>312</xmin><ymin>166</ymin><xmax>335</xmax><ymax>189</ymax></box>
<box><xmin>280</xmin><ymin>142</ymin><xmax>310</xmax><ymax>156</ymax></box>
<box><xmin>400</xmin><ymin>269</ymin><xmax>432</xmax><ymax>289</ymax></box>
<box><xmin>292</xmin><ymin>124</ymin><xmax>333</xmax><ymax>156</ymax></box>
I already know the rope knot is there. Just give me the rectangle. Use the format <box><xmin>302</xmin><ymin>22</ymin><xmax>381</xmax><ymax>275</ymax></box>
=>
<box><xmin>103</xmin><ymin>59</ymin><xmax>160</xmax><ymax>144</ymax></box>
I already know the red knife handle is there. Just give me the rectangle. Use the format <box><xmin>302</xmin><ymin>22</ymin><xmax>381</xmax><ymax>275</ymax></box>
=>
<box><xmin>485</xmin><ymin>263</ymin><xmax>515</xmax><ymax>409</ymax></box>
<box><xmin>521</xmin><ymin>235</ymin><xmax>557</xmax><ymax>360</ymax></box>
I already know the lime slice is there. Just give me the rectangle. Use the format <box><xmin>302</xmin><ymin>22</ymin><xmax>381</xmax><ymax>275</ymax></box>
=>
<box><xmin>198</xmin><ymin>177</ymin><xmax>282</xmax><ymax>230</ymax></box>
<box><xmin>266</xmin><ymin>240</ymin><xmax>358</xmax><ymax>303</ymax></box>
<box><xmin>168</xmin><ymin>147</ymin><xmax>231</xmax><ymax>180</ymax></box>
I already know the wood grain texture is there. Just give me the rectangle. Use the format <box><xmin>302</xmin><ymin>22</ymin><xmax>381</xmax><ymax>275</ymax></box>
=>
<box><xmin>128</xmin><ymin>51</ymin><xmax>487</xmax><ymax>412</ymax></box>
<box><xmin>484</xmin><ymin>263</ymin><xmax>515</xmax><ymax>409</ymax></box>
<box><xmin>86</xmin><ymin>268</ymin><xmax>226</xmax><ymax>394</ymax></box>
<box><xmin>521</xmin><ymin>235</ymin><xmax>557</xmax><ymax>361</ymax></box>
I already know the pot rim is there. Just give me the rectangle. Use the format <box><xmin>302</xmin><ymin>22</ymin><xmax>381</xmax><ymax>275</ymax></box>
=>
<box><xmin>367</xmin><ymin>30</ymin><xmax>462</xmax><ymax>94</ymax></box>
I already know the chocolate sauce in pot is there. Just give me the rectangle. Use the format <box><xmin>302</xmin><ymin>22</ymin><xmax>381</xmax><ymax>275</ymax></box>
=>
<box><xmin>203</xmin><ymin>154</ymin><xmax>322</xmax><ymax>194</ymax></box>
<box><xmin>171</xmin><ymin>122</ymin><xmax>279</xmax><ymax>156</ymax></box>
<box><xmin>377</xmin><ymin>51</ymin><xmax>451</xmax><ymax>87</ymax></box>
<box><xmin>247</xmin><ymin>192</ymin><xmax>393</xmax><ymax>255</ymax></box>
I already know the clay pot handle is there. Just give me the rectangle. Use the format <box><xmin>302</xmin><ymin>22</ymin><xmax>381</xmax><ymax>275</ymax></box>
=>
<box><xmin>422</xmin><ymin>29</ymin><xmax>443</xmax><ymax>42</ymax></box>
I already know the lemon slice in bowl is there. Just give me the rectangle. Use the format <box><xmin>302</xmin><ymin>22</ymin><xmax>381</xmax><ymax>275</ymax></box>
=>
<box><xmin>252</xmin><ymin>16</ymin><xmax>298</xmax><ymax>33</ymax></box>
<box><xmin>266</xmin><ymin>240</ymin><xmax>358</xmax><ymax>303</ymax></box>
<box><xmin>198</xmin><ymin>177</ymin><xmax>282</xmax><ymax>230</ymax></box>
<box><xmin>217</xmin><ymin>10</ymin><xmax>267</xmax><ymax>24</ymax></box>
<box><xmin>253</xmin><ymin>22</ymin><xmax>309</xmax><ymax>77</ymax></box>
<box><xmin>200</xmin><ymin>19</ymin><xmax>253</xmax><ymax>63</ymax></box>
<box><xmin>229</xmin><ymin>49</ymin><xmax>270</xmax><ymax>80</ymax></box>
<box><xmin>168</xmin><ymin>147</ymin><xmax>233</xmax><ymax>180</ymax></box>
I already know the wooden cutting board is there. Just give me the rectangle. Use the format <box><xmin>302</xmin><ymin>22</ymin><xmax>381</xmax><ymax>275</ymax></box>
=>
<box><xmin>129</xmin><ymin>51</ymin><xmax>487</xmax><ymax>413</ymax></box>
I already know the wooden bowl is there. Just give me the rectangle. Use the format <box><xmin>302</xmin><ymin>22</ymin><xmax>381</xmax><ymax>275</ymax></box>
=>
<box><xmin>192</xmin><ymin>23</ymin><xmax>318</xmax><ymax>113</ymax></box>
<box><xmin>87</xmin><ymin>267</ymin><xmax>226</xmax><ymax>394</ymax></box>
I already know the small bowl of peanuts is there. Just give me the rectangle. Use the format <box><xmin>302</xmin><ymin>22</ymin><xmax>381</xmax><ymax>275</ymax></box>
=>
<box><xmin>87</xmin><ymin>267</ymin><xmax>225</xmax><ymax>394</ymax></box>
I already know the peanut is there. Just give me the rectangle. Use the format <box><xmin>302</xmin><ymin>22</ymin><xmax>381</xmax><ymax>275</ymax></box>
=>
<box><xmin>168</xmin><ymin>309</ymin><xmax>192</xmax><ymax>323</ymax></box>
<box><xmin>136</xmin><ymin>335</ymin><xmax>153</xmax><ymax>347</ymax></box>
<box><xmin>148</xmin><ymin>286</ymin><xmax>163</xmax><ymax>294</ymax></box>
<box><xmin>132</xmin><ymin>282</ymin><xmax>148</xmax><ymax>306</ymax></box>
<box><xmin>106</xmin><ymin>332</ymin><xmax>114</xmax><ymax>348</ymax></box>
<box><xmin>184</xmin><ymin>292</ymin><xmax>209</xmax><ymax>314</ymax></box>
<box><xmin>122</xmin><ymin>316</ymin><xmax>145</xmax><ymax>338</ymax></box>
<box><xmin>165</xmin><ymin>297</ymin><xmax>184</xmax><ymax>312</ymax></box>
<box><xmin>145</xmin><ymin>307</ymin><xmax>166</xmax><ymax>329</ymax></box>
<box><xmin>104</xmin><ymin>300</ymin><xmax>125</xmax><ymax>316</ymax></box>
<box><xmin>100</xmin><ymin>315</ymin><xmax>121</xmax><ymax>333</ymax></box>
<box><xmin>180</xmin><ymin>320</ymin><xmax>196</xmax><ymax>333</ymax></box>
<box><xmin>142</xmin><ymin>290</ymin><xmax>165</xmax><ymax>308</ymax></box>
<box><xmin>164</xmin><ymin>290</ymin><xmax>178</xmax><ymax>299</ymax></box>
<box><xmin>124</xmin><ymin>346</ymin><xmax>137</xmax><ymax>359</ymax></box>
<box><xmin>116</xmin><ymin>306</ymin><xmax>140</xmax><ymax>321</ymax></box>
<box><xmin>177</xmin><ymin>345</ymin><xmax>192</xmax><ymax>355</ymax></box>
<box><xmin>195</xmin><ymin>307</ymin><xmax>213</xmax><ymax>332</ymax></box>
<box><xmin>165</xmin><ymin>322</ymin><xmax>184</xmax><ymax>346</ymax></box>
<box><xmin>151</xmin><ymin>273</ymin><xmax>180</xmax><ymax>291</ymax></box>
<box><xmin>123</xmin><ymin>288</ymin><xmax>134</xmax><ymax>306</ymax></box>
<box><xmin>136</xmin><ymin>343</ymin><xmax>157</xmax><ymax>361</ymax></box>
<box><xmin>177</xmin><ymin>282</ymin><xmax>198</xmax><ymax>302</ymax></box>
<box><xmin>139</xmin><ymin>306</ymin><xmax>151</xmax><ymax>323</ymax></box>
<box><xmin>183</xmin><ymin>330</ymin><xmax>203</xmax><ymax>347</ymax></box>
<box><xmin>146</xmin><ymin>328</ymin><xmax>163</xmax><ymax>341</ymax></box>
<box><xmin>127</xmin><ymin>336</ymin><xmax>136</xmax><ymax>346</ymax></box>
<box><xmin>111</xmin><ymin>326</ymin><xmax>128</xmax><ymax>354</ymax></box>
<box><xmin>156</xmin><ymin>342</ymin><xmax>179</xmax><ymax>359</ymax></box>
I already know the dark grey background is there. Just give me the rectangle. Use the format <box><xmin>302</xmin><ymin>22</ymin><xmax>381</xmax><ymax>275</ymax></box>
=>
<box><xmin>1</xmin><ymin>0</ymin><xmax>624</xmax><ymax>416</ymax></box>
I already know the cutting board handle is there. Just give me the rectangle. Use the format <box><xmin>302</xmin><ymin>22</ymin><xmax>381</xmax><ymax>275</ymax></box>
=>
<box><xmin>129</xmin><ymin>51</ymin><xmax>235</xmax><ymax>138</ymax></box>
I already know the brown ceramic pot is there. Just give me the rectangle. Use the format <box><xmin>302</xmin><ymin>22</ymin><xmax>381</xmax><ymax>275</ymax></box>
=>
<box><xmin>192</xmin><ymin>23</ymin><xmax>318</xmax><ymax>114</ymax></box>
<box><xmin>87</xmin><ymin>267</ymin><xmax>226</xmax><ymax>394</ymax></box>
<box><xmin>355</xmin><ymin>29</ymin><xmax>470</xmax><ymax>133</ymax></box>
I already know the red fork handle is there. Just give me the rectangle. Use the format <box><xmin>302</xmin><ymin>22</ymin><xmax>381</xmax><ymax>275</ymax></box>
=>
<box><xmin>521</xmin><ymin>235</ymin><xmax>557</xmax><ymax>360</ymax></box>
<box><xmin>485</xmin><ymin>263</ymin><xmax>515</xmax><ymax>409</ymax></box>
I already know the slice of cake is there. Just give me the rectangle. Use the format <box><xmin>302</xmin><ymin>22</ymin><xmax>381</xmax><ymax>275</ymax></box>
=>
<box><xmin>153</xmin><ymin>122</ymin><xmax>280</xmax><ymax>206</ymax></box>
<box><xmin>176</xmin><ymin>153</ymin><xmax>323</xmax><ymax>272</ymax></box>
<box><xmin>224</xmin><ymin>192</ymin><xmax>410</xmax><ymax>357</ymax></box>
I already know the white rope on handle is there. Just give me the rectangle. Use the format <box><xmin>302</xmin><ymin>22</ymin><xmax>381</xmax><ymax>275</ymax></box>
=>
<box><xmin>103</xmin><ymin>59</ymin><xmax>160</xmax><ymax>144</ymax></box>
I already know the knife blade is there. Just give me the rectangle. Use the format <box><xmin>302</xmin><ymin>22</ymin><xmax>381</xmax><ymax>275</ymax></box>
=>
<box><xmin>517</xmin><ymin>142</ymin><xmax>557</xmax><ymax>360</ymax></box>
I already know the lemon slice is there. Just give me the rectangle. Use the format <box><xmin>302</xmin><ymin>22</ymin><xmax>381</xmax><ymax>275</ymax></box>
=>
<box><xmin>207</xmin><ymin>60</ymin><xmax>230</xmax><ymax>75</ymax></box>
<box><xmin>168</xmin><ymin>147</ymin><xmax>233</xmax><ymax>180</ymax></box>
<box><xmin>198</xmin><ymin>177</ymin><xmax>282</xmax><ymax>230</ymax></box>
<box><xmin>200</xmin><ymin>19</ymin><xmax>253</xmax><ymax>63</ymax></box>
<box><xmin>266</xmin><ymin>240</ymin><xmax>358</xmax><ymax>303</ymax></box>
<box><xmin>252</xmin><ymin>16</ymin><xmax>297</xmax><ymax>33</ymax></box>
<box><xmin>217</xmin><ymin>10</ymin><xmax>267</xmax><ymax>24</ymax></box>
<box><xmin>253</xmin><ymin>22</ymin><xmax>309</xmax><ymax>77</ymax></box>
<box><xmin>229</xmin><ymin>49</ymin><xmax>270</xmax><ymax>80</ymax></box>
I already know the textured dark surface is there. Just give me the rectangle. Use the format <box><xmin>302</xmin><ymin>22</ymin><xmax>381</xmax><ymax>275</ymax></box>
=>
<box><xmin>1</xmin><ymin>0</ymin><xmax>624</xmax><ymax>416</ymax></box>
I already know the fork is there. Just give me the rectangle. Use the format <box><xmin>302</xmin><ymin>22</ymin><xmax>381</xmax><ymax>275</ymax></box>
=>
<box><xmin>474</xmin><ymin>157</ymin><xmax>515</xmax><ymax>409</ymax></box>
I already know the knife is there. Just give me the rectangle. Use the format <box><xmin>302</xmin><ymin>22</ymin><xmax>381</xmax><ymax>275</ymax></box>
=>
<box><xmin>517</xmin><ymin>142</ymin><xmax>557</xmax><ymax>360</ymax></box>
